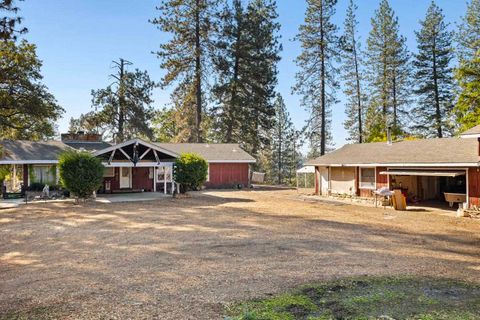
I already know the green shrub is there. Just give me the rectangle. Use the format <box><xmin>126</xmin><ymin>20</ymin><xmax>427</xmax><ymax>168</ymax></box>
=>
<box><xmin>58</xmin><ymin>150</ymin><xmax>104</xmax><ymax>200</ymax></box>
<box><xmin>173</xmin><ymin>153</ymin><xmax>208</xmax><ymax>193</ymax></box>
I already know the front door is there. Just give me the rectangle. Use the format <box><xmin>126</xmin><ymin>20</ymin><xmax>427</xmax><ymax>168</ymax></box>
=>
<box><xmin>120</xmin><ymin>167</ymin><xmax>131</xmax><ymax>189</ymax></box>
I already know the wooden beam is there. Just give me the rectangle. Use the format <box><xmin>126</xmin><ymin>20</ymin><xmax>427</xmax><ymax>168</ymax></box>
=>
<box><xmin>139</xmin><ymin>148</ymin><xmax>151</xmax><ymax>160</ymax></box>
<box><xmin>108</xmin><ymin>149</ymin><xmax>116</xmax><ymax>164</ymax></box>
<box><xmin>119</xmin><ymin>148</ymin><xmax>131</xmax><ymax>161</ymax></box>
<box><xmin>153</xmin><ymin>150</ymin><xmax>160</xmax><ymax>164</ymax></box>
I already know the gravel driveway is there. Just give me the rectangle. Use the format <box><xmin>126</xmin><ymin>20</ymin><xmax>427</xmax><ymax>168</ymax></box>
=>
<box><xmin>1</xmin><ymin>189</ymin><xmax>479</xmax><ymax>319</ymax></box>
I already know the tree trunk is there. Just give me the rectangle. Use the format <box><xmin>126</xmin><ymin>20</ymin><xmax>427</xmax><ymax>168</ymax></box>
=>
<box><xmin>320</xmin><ymin>2</ymin><xmax>326</xmax><ymax>156</ymax></box>
<box><xmin>392</xmin><ymin>70</ymin><xmax>397</xmax><ymax>131</ymax></box>
<box><xmin>432</xmin><ymin>39</ymin><xmax>443</xmax><ymax>138</ymax></box>
<box><xmin>118</xmin><ymin>58</ymin><xmax>126</xmax><ymax>142</ymax></box>
<box><xmin>194</xmin><ymin>0</ymin><xmax>203</xmax><ymax>143</ymax></box>
<box><xmin>352</xmin><ymin>33</ymin><xmax>362</xmax><ymax>143</ymax></box>
<box><xmin>227</xmin><ymin>26</ymin><xmax>242</xmax><ymax>143</ymax></box>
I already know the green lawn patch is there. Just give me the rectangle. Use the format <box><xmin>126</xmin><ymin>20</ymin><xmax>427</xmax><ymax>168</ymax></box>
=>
<box><xmin>224</xmin><ymin>276</ymin><xmax>480</xmax><ymax>320</ymax></box>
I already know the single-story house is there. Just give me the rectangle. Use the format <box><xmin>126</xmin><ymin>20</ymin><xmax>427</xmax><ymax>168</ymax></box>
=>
<box><xmin>0</xmin><ymin>132</ymin><xmax>255</xmax><ymax>194</ymax></box>
<box><xmin>307</xmin><ymin>125</ymin><xmax>480</xmax><ymax>209</ymax></box>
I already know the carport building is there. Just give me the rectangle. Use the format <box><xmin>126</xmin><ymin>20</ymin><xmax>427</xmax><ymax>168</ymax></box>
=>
<box><xmin>307</xmin><ymin>125</ymin><xmax>480</xmax><ymax>209</ymax></box>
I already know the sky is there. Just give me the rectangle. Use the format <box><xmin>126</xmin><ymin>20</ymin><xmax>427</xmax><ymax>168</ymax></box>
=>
<box><xmin>18</xmin><ymin>0</ymin><xmax>468</xmax><ymax>148</ymax></box>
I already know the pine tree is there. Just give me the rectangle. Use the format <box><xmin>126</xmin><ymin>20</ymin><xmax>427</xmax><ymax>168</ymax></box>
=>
<box><xmin>88</xmin><ymin>59</ymin><xmax>156</xmax><ymax>142</ymax></box>
<box><xmin>340</xmin><ymin>0</ymin><xmax>366</xmax><ymax>144</ymax></box>
<box><xmin>294</xmin><ymin>0</ymin><xmax>339</xmax><ymax>157</ymax></box>
<box><xmin>365</xmin><ymin>0</ymin><xmax>411</xmax><ymax>141</ymax></box>
<box><xmin>0</xmin><ymin>1</ymin><xmax>62</xmax><ymax>140</ymax></box>
<box><xmin>454</xmin><ymin>50</ymin><xmax>480</xmax><ymax>131</ymax></box>
<box><xmin>150</xmin><ymin>0</ymin><xmax>218</xmax><ymax>143</ymax></box>
<box><xmin>212</xmin><ymin>0</ymin><xmax>280</xmax><ymax>161</ymax></box>
<box><xmin>270</xmin><ymin>94</ymin><xmax>295</xmax><ymax>185</ymax></box>
<box><xmin>412</xmin><ymin>1</ymin><xmax>454</xmax><ymax>138</ymax></box>
<box><xmin>0</xmin><ymin>40</ymin><xmax>64</xmax><ymax>140</ymax></box>
<box><xmin>0</xmin><ymin>0</ymin><xmax>27</xmax><ymax>41</ymax></box>
<box><xmin>454</xmin><ymin>0</ymin><xmax>480</xmax><ymax>131</ymax></box>
<box><xmin>211</xmin><ymin>0</ymin><xmax>245</xmax><ymax>143</ymax></box>
<box><xmin>456</xmin><ymin>0</ymin><xmax>480</xmax><ymax>62</ymax></box>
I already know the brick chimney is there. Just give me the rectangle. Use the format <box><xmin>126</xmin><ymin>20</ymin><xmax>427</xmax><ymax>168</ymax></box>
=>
<box><xmin>61</xmin><ymin>131</ymin><xmax>102</xmax><ymax>142</ymax></box>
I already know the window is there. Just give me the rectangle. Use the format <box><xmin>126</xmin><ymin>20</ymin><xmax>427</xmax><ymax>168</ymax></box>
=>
<box><xmin>32</xmin><ymin>165</ymin><xmax>56</xmax><ymax>184</ymax></box>
<box><xmin>360</xmin><ymin>168</ymin><xmax>376</xmax><ymax>189</ymax></box>
<box><xmin>103</xmin><ymin>167</ymin><xmax>115</xmax><ymax>177</ymax></box>
<box><xmin>157</xmin><ymin>166</ymin><xmax>172</xmax><ymax>182</ymax></box>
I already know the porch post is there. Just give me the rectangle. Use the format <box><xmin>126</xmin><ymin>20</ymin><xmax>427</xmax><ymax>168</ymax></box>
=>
<box><xmin>153</xmin><ymin>166</ymin><xmax>157</xmax><ymax>192</ymax></box>
<box><xmin>171</xmin><ymin>164</ymin><xmax>174</xmax><ymax>194</ymax></box>
<box><xmin>164</xmin><ymin>166</ymin><xmax>167</xmax><ymax>194</ymax></box>
<box><xmin>12</xmin><ymin>164</ymin><xmax>16</xmax><ymax>191</ymax></box>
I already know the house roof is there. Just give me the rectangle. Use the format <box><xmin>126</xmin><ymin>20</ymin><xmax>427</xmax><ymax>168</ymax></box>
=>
<box><xmin>307</xmin><ymin>137</ymin><xmax>480</xmax><ymax>167</ymax></box>
<box><xmin>460</xmin><ymin>124</ymin><xmax>480</xmax><ymax>136</ymax></box>
<box><xmin>0</xmin><ymin>140</ymin><xmax>74</xmax><ymax>163</ymax></box>
<box><xmin>63</xmin><ymin>141</ymin><xmax>112</xmax><ymax>151</ymax></box>
<box><xmin>0</xmin><ymin>139</ymin><xmax>256</xmax><ymax>164</ymax></box>
<box><xmin>155</xmin><ymin>143</ymin><xmax>256</xmax><ymax>163</ymax></box>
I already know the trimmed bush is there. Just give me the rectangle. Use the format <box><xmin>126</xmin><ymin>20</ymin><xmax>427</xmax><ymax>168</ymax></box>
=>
<box><xmin>58</xmin><ymin>150</ymin><xmax>104</xmax><ymax>200</ymax></box>
<box><xmin>173</xmin><ymin>153</ymin><xmax>208</xmax><ymax>193</ymax></box>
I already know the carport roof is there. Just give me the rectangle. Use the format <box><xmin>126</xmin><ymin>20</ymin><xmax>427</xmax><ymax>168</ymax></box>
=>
<box><xmin>306</xmin><ymin>137</ymin><xmax>480</xmax><ymax>167</ymax></box>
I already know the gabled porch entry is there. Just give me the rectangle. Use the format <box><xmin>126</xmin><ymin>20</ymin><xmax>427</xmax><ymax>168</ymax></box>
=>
<box><xmin>93</xmin><ymin>139</ymin><xmax>179</xmax><ymax>194</ymax></box>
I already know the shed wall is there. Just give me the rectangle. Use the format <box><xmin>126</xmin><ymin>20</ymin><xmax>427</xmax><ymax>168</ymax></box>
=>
<box><xmin>205</xmin><ymin>163</ymin><xmax>249</xmax><ymax>188</ymax></box>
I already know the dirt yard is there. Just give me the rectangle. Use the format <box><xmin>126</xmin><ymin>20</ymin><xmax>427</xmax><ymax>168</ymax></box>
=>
<box><xmin>1</xmin><ymin>188</ymin><xmax>479</xmax><ymax>319</ymax></box>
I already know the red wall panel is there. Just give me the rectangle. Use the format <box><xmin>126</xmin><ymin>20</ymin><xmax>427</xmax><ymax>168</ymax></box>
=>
<box><xmin>132</xmin><ymin>167</ymin><xmax>153</xmax><ymax>191</ymax></box>
<box><xmin>376</xmin><ymin>167</ymin><xmax>388</xmax><ymax>189</ymax></box>
<box><xmin>468</xmin><ymin>168</ymin><xmax>480</xmax><ymax>207</ymax></box>
<box><xmin>205</xmin><ymin>163</ymin><xmax>249</xmax><ymax>188</ymax></box>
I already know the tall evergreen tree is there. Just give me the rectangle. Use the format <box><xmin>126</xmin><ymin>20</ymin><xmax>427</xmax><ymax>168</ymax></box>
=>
<box><xmin>365</xmin><ymin>0</ymin><xmax>411</xmax><ymax>141</ymax></box>
<box><xmin>456</xmin><ymin>0</ymin><xmax>480</xmax><ymax>62</ymax></box>
<box><xmin>0</xmin><ymin>0</ymin><xmax>63</xmax><ymax>140</ymax></box>
<box><xmin>0</xmin><ymin>0</ymin><xmax>27</xmax><ymax>41</ymax></box>
<box><xmin>212</xmin><ymin>0</ymin><xmax>246</xmax><ymax>143</ymax></box>
<box><xmin>150</xmin><ymin>0</ymin><xmax>218</xmax><ymax>143</ymax></box>
<box><xmin>340</xmin><ymin>0</ymin><xmax>366</xmax><ymax>144</ymax></box>
<box><xmin>454</xmin><ymin>0</ymin><xmax>480</xmax><ymax>131</ymax></box>
<box><xmin>412</xmin><ymin>1</ymin><xmax>454</xmax><ymax>138</ymax></box>
<box><xmin>212</xmin><ymin>0</ymin><xmax>280</xmax><ymax>159</ymax></box>
<box><xmin>87</xmin><ymin>59</ymin><xmax>156</xmax><ymax>142</ymax></box>
<box><xmin>454</xmin><ymin>50</ymin><xmax>480</xmax><ymax>131</ymax></box>
<box><xmin>294</xmin><ymin>0</ymin><xmax>339</xmax><ymax>157</ymax></box>
<box><xmin>270</xmin><ymin>94</ymin><xmax>295</xmax><ymax>185</ymax></box>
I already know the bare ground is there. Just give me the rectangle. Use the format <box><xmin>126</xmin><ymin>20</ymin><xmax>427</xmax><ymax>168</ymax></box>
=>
<box><xmin>0</xmin><ymin>189</ymin><xmax>479</xmax><ymax>319</ymax></box>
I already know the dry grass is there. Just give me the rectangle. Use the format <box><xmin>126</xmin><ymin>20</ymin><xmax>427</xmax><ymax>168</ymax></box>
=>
<box><xmin>0</xmin><ymin>188</ymin><xmax>479</xmax><ymax>319</ymax></box>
